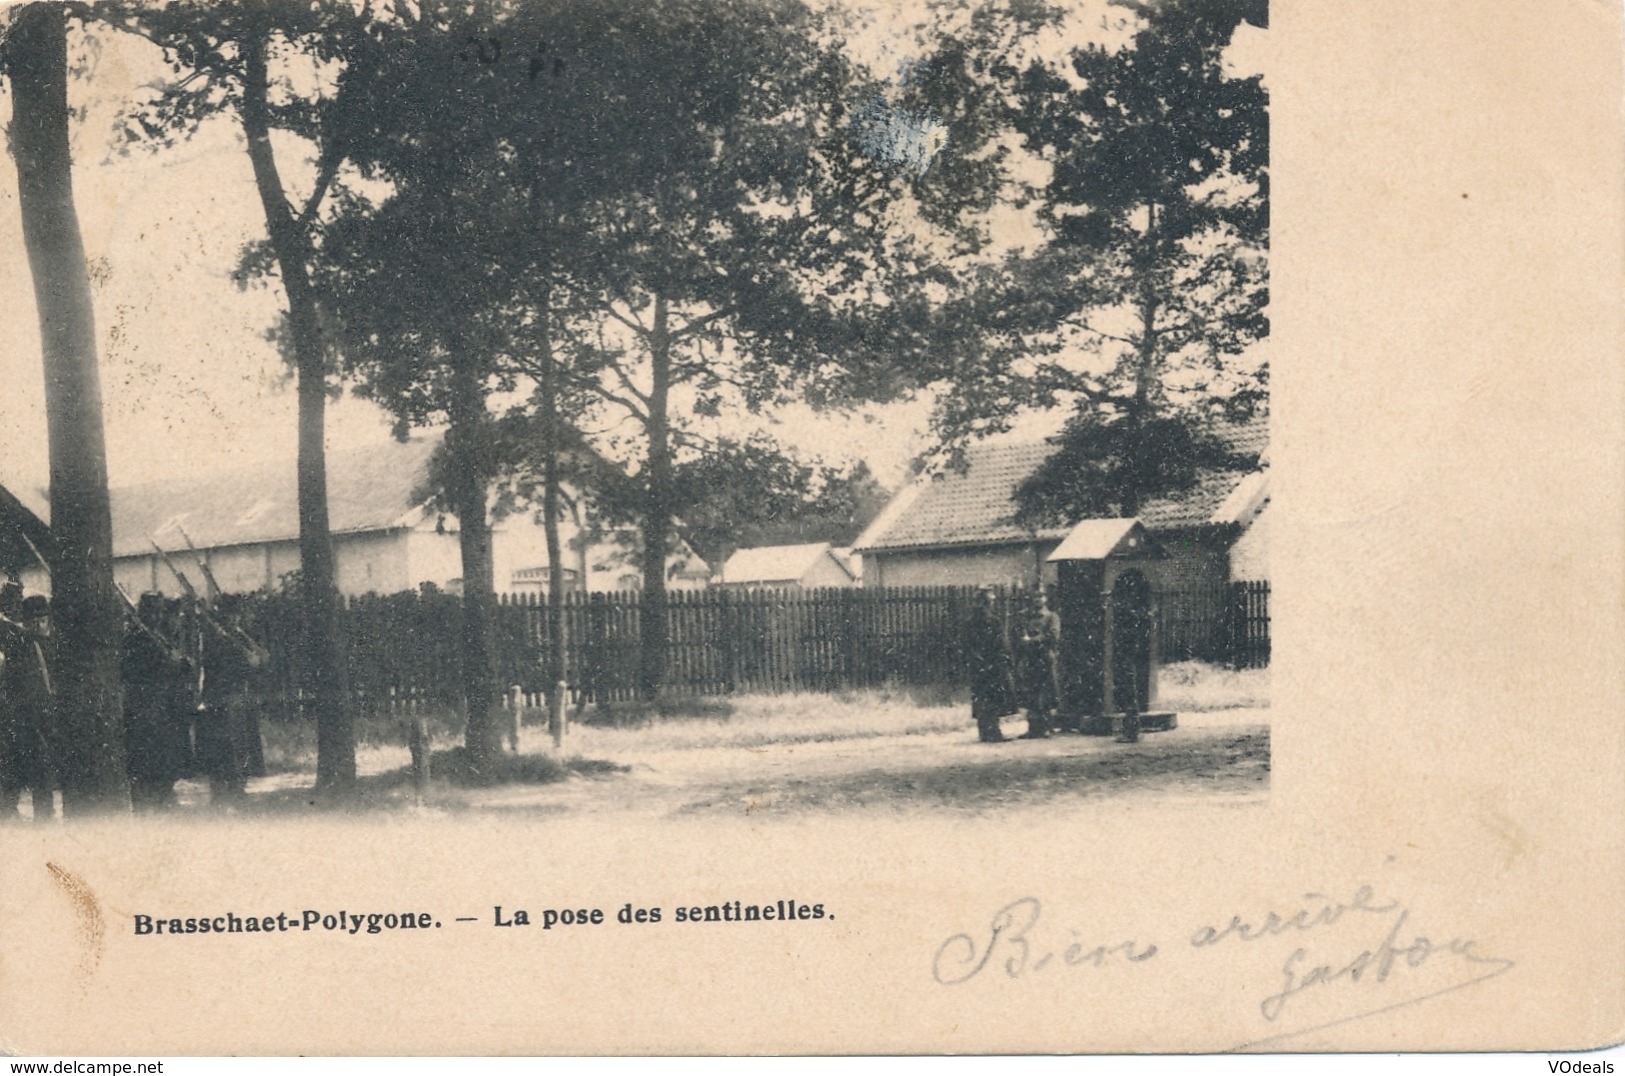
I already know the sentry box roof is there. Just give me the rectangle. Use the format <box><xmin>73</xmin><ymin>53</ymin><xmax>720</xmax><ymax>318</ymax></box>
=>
<box><xmin>1046</xmin><ymin>518</ymin><xmax>1165</xmax><ymax>562</ymax></box>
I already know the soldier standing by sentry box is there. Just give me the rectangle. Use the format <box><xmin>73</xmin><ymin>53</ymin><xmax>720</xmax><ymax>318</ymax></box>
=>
<box><xmin>967</xmin><ymin>588</ymin><xmax>1017</xmax><ymax>744</ymax></box>
<box><xmin>1016</xmin><ymin>589</ymin><xmax>1063</xmax><ymax>739</ymax></box>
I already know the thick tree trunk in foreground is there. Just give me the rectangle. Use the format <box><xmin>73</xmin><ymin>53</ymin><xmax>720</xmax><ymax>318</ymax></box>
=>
<box><xmin>637</xmin><ymin>293</ymin><xmax>672</xmax><ymax>701</ymax></box>
<box><xmin>241</xmin><ymin>28</ymin><xmax>355</xmax><ymax>789</ymax></box>
<box><xmin>7</xmin><ymin>2</ymin><xmax>130</xmax><ymax>814</ymax></box>
<box><xmin>447</xmin><ymin>350</ymin><xmax>504</xmax><ymax>772</ymax></box>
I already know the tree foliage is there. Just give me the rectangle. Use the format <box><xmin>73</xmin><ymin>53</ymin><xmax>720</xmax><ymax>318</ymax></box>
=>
<box><xmin>95</xmin><ymin>0</ymin><xmax>384</xmax><ymax>788</ymax></box>
<box><xmin>306</xmin><ymin>0</ymin><xmax>942</xmax><ymax>697</ymax></box>
<box><xmin>634</xmin><ymin>437</ymin><xmax>888</xmax><ymax>569</ymax></box>
<box><xmin>905</xmin><ymin>0</ymin><xmax>1269</xmax><ymax>521</ymax></box>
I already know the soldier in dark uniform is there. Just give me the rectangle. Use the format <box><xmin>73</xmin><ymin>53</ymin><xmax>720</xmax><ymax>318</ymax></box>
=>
<box><xmin>194</xmin><ymin>595</ymin><xmax>268</xmax><ymax>804</ymax></box>
<box><xmin>0</xmin><ymin>593</ymin><xmax>56</xmax><ymax>821</ymax></box>
<box><xmin>1017</xmin><ymin>590</ymin><xmax>1063</xmax><ymax>739</ymax></box>
<box><xmin>1111</xmin><ymin>576</ymin><xmax>1156</xmax><ymax>744</ymax></box>
<box><xmin>121</xmin><ymin>593</ymin><xmax>195</xmax><ymax>811</ymax></box>
<box><xmin>967</xmin><ymin>588</ymin><xmax>1015</xmax><ymax>744</ymax></box>
<box><xmin>0</xmin><ymin>581</ymin><xmax>26</xmax><ymax>818</ymax></box>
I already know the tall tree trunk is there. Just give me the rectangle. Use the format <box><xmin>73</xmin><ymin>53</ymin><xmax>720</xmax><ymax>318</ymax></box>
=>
<box><xmin>240</xmin><ymin>28</ymin><xmax>354</xmax><ymax>789</ymax></box>
<box><xmin>638</xmin><ymin>292</ymin><xmax>672</xmax><ymax>701</ymax></box>
<box><xmin>1122</xmin><ymin>202</ymin><xmax>1162</xmax><ymax>519</ymax></box>
<box><xmin>6</xmin><ymin>2</ymin><xmax>129</xmax><ymax>814</ymax></box>
<box><xmin>447</xmin><ymin>344</ymin><xmax>503</xmax><ymax>772</ymax></box>
<box><xmin>535</xmin><ymin>282</ymin><xmax>567</xmax><ymax>732</ymax></box>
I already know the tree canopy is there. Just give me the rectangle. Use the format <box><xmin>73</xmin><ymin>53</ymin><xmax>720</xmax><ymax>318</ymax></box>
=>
<box><xmin>900</xmin><ymin>0</ymin><xmax>1269</xmax><ymax>520</ymax></box>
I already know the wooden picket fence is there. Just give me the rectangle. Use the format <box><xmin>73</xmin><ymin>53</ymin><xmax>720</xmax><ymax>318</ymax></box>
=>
<box><xmin>1227</xmin><ymin>581</ymin><xmax>1271</xmax><ymax>669</ymax></box>
<box><xmin>1157</xmin><ymin>581</ymin><xmax>1272</xmax><ymax>669</ymax></box>
<box><xmin>491</xmin><ymin>587</ymin><xmax>977</xmax><ymax>707</ymax></box>
<box><xmin>217</xmin><ymin>580</ymin><xmax>1267</xmax><ymax>718</ymax></box>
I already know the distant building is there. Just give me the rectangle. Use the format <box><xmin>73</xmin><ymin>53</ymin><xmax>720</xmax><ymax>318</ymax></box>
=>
<box><xmin>12</xmin><ymin>435</ymin><xmax>709</xmax><ymax>599</ymax></box>
<box><xmin>853</xmin><ymin>417</ymin><xmax>1269</xmax><ymax>594</ymax></box>
<box><xmin>713</xmin><ymin>542</ymin><xmax>860</xmax><ymax>590</ymax></box>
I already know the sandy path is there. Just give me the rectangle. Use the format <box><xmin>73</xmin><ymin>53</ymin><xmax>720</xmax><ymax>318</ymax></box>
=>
<box><xmin>205</xmin><ymin>707</ymin><xmax>1268</xmax><ymax>819</ymax></box>
<box><xmin>460</xmin><ymin>709</ymin><xmax>1271</xmax><ymax>818</ymax></box>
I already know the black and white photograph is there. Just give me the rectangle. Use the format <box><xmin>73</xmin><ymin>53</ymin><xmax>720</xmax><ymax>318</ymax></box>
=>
<box><xmin>0</xmin><ymin>0</ymin><xmax>1618</xmax><ymax>1060</ymax></box>
<box><xmin>0</xmin><ymin>0</ymin><xmax>1269</xmax><ymax>825</ymax></box>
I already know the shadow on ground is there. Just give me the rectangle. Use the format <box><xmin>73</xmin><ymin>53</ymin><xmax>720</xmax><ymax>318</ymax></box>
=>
<box><xmin>203</xmin><ymin>750</ymin><xmax>628</xmax><ymax>816</ymax></box>
<box><xmin>675</xmin><ymin>727</ymin><xmax>1270</xmax><ymax>816</ymax></box>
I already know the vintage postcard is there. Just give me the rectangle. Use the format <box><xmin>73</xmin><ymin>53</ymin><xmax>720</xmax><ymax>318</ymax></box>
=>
<box><xmin>0</xmin><ymin>0</ymin><xmax>1619</xmax><ymax>1057</ymax></box>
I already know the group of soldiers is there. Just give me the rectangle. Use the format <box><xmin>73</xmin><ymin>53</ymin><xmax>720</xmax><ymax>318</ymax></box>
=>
<box><xmin>0</xmin><ymin>582</ymin><xmax>55</xmax><ymax>819</ymax></box>
<box><xmin>0</xmin><ymin>575</ymin><xmax>268</xmax><ymax>820</ymax></box>
<box><xmin>966</xmin><ymin>586</ymin><xmax>1145</xmax><ymax>746</ymax></box>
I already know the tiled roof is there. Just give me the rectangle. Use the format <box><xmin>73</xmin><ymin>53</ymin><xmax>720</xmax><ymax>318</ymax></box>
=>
<box><xmin>857</xmin><ymin>416</ymin><xmax>1267</xmax><ymax>553</ymax></box>
<box><xmin>856</xmin><ymin>440</ymin><xmax>1073</xmax><ymax>553</ymax></box>
<box><xmin>719</xmin><ymin>542</ymin><xmax>850</xmax><ymax>584</ymax></box>
<box><xmin>87</xmin><ymin>436</ymin><xmax>443</xmax><ymax>558</ymax></box>
<box><xmin>1137</xmin><ymin>469</ymin><xmax>1243</xmax><ymax>530</ymax></box>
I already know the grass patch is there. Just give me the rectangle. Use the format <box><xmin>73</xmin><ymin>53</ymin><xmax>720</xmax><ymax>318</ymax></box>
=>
<box><xmin>259</xmin><ymin>707</ymin><xmax>466</xmax><ymax>775</ymax></box>
<box><xmin>249</xmin><ymin>666</ymin><xmax>1264</xmax><ymax>788</ymax></box>
<box><xmin>576</xmin><ymin>695</ymin><xmax>737</xmax><ymax>728</ymax></box>
<box><xmin>396</xmin><ymin>746</ymin><xmax>628</xmax><ymax>788</ymax></box>
<box><xmin>567</xmin><ymin>685</ymin><xmax>970</xmax><ymax>755</ymax></box>
<box><xmin>1157</xmin><ymin>661</ymin><xmax>1270</xmax><ymax>711</ymax></box>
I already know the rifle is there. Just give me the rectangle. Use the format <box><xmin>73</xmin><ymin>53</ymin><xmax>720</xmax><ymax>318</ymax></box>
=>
<box><xmin>149</xmin><ymin>535</ymin><xmax>266</xmax><ymax>664</ymax></box>
<box><xmin>150</xmin><ymin>536</ymin><xmax>202</xmax><ymax>603</ymax></box>
<box><xmin>19</xmin><ymin>531</ymin><xmax>51</xmax><ymax>580</ymax></box>
<box><xmin>149</xmin><ymin>538</ymin><xmax>213</xmax><ymax>702</ymax></box>
<box><xmin>114</xmin><ymin>582</ymin><xmax>192</xmax><ymax>667</ymax></box>
<box><xmin>173</xmin><ymin>523</ymin><xmax>221</xmax><ymax>602</ymax></box>
<box><xmin>172</xmin><ymin>525</ymin><xmax>270</xmax><ymax>665</ymax></box>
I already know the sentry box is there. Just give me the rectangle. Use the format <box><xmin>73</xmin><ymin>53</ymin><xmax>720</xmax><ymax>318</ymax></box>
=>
<box><xmin>1047</xmin><ymin>518</ymin><xmax>1177</xmax><ymax>737</ymax></box>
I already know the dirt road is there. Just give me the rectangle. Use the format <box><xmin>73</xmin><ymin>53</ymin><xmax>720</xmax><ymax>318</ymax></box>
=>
<box><xmin>226</xmin><ymin>707</ymin><xmax>1269</xmax><ymax>819</ymax></box>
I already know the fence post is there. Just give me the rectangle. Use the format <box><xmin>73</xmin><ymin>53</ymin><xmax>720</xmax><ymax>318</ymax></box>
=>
<box><xmin>408</xmin><ymin>713</ymin><xmax>431</xmax><ymax>805</ymax></box>
<box><xmin>550</xmin><ymin>679</ymin><xmax>567</xmax><ymax>750</ymax></box>
<box><xmin>839</xmin><ymin>588</ymin><xmax>858</xmax><ymax>689</ymax></box>
<box><xmin>1226</xmin><ymin>582</ymin><xmax>1244</xmax><ymax>669</ymax></box>
<box><xmin>507</xmin><ymin>683</ymin><xmax>522</xmax><ymax>753</ymax></box>
<box><xmin>718</xmin><ymin>588</ymin><xmax>737</xmax><ymax>693</ymax></box>
<box><xmin>586</xmin><ymin>591</ymin><xmax>607</xmax><ymax>708</ymax></box>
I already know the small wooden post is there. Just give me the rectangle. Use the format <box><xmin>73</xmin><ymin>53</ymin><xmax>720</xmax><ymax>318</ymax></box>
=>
<box><xmin>408</xmin><ymin>714</ymin><xmax>431</xmax><ymax>804</ymax></box>
<box><xmin>550</xmin><ymin>679</ymin><xmax>568</xmax><ymax>750</ymax></box>
<box><xmin>507</xmin><ymin>684</ymin><xmax>523</xmax><ymax>753</ymax></box>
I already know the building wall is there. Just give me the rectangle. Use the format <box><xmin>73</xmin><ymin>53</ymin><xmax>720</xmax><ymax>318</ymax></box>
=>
<box><xmin>111</xmin><ymin>555</ymin><xmax>161</xmax><ymax>597</ymax></box>
<box><xmin>207</xmin><ymin>541</ymin><xmax>290</xmax><ymax>593</ymax></box>
<box><xmin>334</xmin><ymin>531</ymin><xmax>411</xmax><ymax>595</ymax></box>
<box><xmin>864</xmin><ymin>533</ymin><xmax>1231</xmax><ymax>598</ymax></box>
<box><xmin>94</xmin><ymin>537</ymin><xmax>307</xmax><ymax>599</ymax></box>
<box><xmin>417</xmin><ymin>512</ymin><xmax>711</xmax><ymax>595</ymax></box>
<box><xmin>865</xmin><ymin>543</ymin><xmax>1057</xmax><ymax>589</ymax></box>
<box><xmin>800</xmin><ymin>555</ymin><xmax>858</xmax><ymax>589</ymax></box>
<box><xmin>1228</xmin><ymin>501</ymin><xmax>1269</xmax><ymax>582</ymax></box>
<box><xmin>405</xmin><ymin>527</ymin><xmax>465</xmax><ymax>592</ymax></box>
<box><xmin>1140</xmin><ymin>531</ymin><xmax>1229</xmax><ymax>595</ymax></box>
